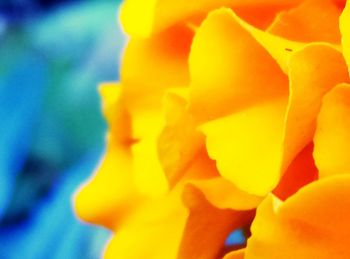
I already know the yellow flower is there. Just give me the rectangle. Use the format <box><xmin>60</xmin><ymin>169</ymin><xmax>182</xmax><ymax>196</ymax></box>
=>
<box><xmin>74</xmin><ymin>0</ymin><xmax>350</xmax><ymax>258</ymax></box>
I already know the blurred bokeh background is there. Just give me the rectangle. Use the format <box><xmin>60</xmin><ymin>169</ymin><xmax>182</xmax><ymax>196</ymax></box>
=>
<box><xmin>0</xmin><ymin>0</ymin><xmax>124</xmax><ymax>258</ymax></box>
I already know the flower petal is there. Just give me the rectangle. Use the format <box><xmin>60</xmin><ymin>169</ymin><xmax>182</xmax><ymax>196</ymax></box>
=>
<box><xmin>112</xmin><ymin>24</ymin><xmax>196</xmax><ymax>197</ymax></box>
<box><xmin>121</xmin><ymin>24</ymin><xmax>193</xmax><ymax>90</ymax></box>
<box><xmin>174</xmin><ymin>146</ymin><xmax>262</xmax><ymax>211</ymax></box>
<box><xmin>103</xmin><ymin>151</ymin><xmax>252</xmax><ymax>259</ymax></box>
<box><xmin>103</xmin><ymin>191</ymin><xmax>188</xmax><ymax>259</ymax></box>
<box><xmin>158</xmin><ymin>89</ymin><xmax>205</xmax><ymax>186</ymax></box>
<box><xmin>340</xmin><ymin>0</ymin><xmax>350</xmax><ymax>73</ymax></box>
<box><xmin>178</xmin><ymin>185</ymin><xmax>254</xmax><ymax>259</ymax></box>
<box><xmin>201</xmin><ymin>98</ymin><xmax>287</xmax><ymax>196</ymax></box>
<box><xmin>282</xmin><ymin>43</ymin><xmax>349</xmax><ymax>171</ymax></box>
<box><xmin>245</xmin><ymin>175</ymin><xmax>350</xmax><ymax>259</ymax></box>
<box><xmin>223</xmin><ymin>249</ymin><xmax>245</xmax><ymax>259</ymax></box>
<box><xmin>120</xmin><ymin>0</ymin><xmax>302</xmax><ymax>37</ymax></box>
<box><xmin>74</xmin><ymin>142</ymin><xmax>139</xmax><ymax>229</ymax></box>
<box><xmin>314</xmin><ymin>83</ymin><xmax>350</xmax><ymax>177</ymax></box>
<box><xmin>197</xmin><ymin>22</ymin><xmax>348</xmax><ymax>195</ymax></box>
<box><xmin>74</xmin><ymin>85</ymin><xmax>139</xmax><ymax>228</ymax></box>
<box><xmin>273</xmin><ymin>143</ymin><xmax>318</xmax><ymax>200</ymax></box>
<box><xmin>131</xmin><ymin>138</ymin><xmax>169</xmax><ymax>197</ymax></box>
<box><xmin>187</xmin><ymin>177</ymin><xmax>263</xmax><ymax>210</ymax></box>
<box><xmin>268</xmin><ymin>0</ymin><xmax>342</xmax><ymax>43</ymax></box>
<box><xmin>189</xmin><ymin>8</ymin><xmax>289</xmax><ymax>122</ymax></box>
<box><xmin>99</xmin><ymin>83</ymin><xmax>133</xmax><ymax>144</ymax></box>
<box><xmin>120</xmin><ymin>24</ymin><xmax>194</xmax><ymax>162</ymax></box>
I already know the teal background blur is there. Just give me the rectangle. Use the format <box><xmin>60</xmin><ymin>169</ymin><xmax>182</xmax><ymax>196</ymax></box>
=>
<box><xmin>0</xmin><ymin>0</ymin><xmax>124</xmax><ymax>258</ymax></box>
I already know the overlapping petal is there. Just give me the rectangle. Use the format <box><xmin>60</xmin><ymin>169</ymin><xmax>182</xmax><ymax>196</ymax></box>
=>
<box><xmin>282</xmin><ymin>43</ymin><xmax>349</xmax><ymax>170</ymax></box>
<box><xmin>187</xmin><ymin>177</ymin><xmax>262</xmax><ymax>211</ymax></box>
<box><xmin>103</xmin><ymin>187</ymin><xmax>252</xmax><ymax>259</ymax></box>
<box><xmin>314</xmin><ymin>83</ymin><xmax>350</xmax><ymax>177</ymax></box>
<box><xmin>178</xmin><ymin>185</ymin><xmax>254</xmax><ymax>259</ymax></box>
<box><xmin>268</xmin><ymin>0</ymin><xmax>342</xmax><ymax>43</ymax></box>
<box><xmin>245</xmin><ymin>175</ymin><xmax>350</xmax><ymax>259</ymax></box>
<box><xmin>103</xmin><ymin>190</ymin><xmax>188</xmax><ymax>259</ymax></box>
<box><xmin>120</xmin><ymin>0</ymin><xmax>303</xmax><ymax>37</ymax></box>
<box><xmin>74</xmin><ymin>0</ymin><xmax>350</xmax><ymax>258</ymax></box>
<box><xmin>100</xmin><ymin>148</ymin><xmax>254</xmax><ymax>259</ymax></box>
<box><xmin>158</xmin><ymin>89</ymin><xmax>205</xmax><ymax>186</ymax></box>
<box><xmin>76</xmin><ymin>83</ymin><xmax>258</xmax><ymax>258</ymax></box>
<box><xmin>158</xmin><ymin>88</ymin><xmax>264</xmax><ymax>210</ymax></box>
<box><xmin>190</xmin><ymin>8</ymin><xmax>349</xmax><ymax>196</ymax></box>
<box><xmin>224</xmin><ymin>249</ymin><xmax>245</xmax><ymax>259</ymax></box>
<box><xmin>340</xmin><ymin>0</ymin><xmax>350</xmax><ymax>72</ymax></box>
<box><xmin>120</xmin><ymin>23</ymin><xmax>193</xmax><ymax>139</ymax></box>
<box><xmin>121</xmin><ymin>24</ymin><xmax>192</xmax><ymax>90</ymax></box>
<box><xmin>116</xmin><ymin>24</ymin><xmax>196</xmax><ymax>197</ymax></box>
<box><xmin>273</xmin><ymin>143</ymin><xmax>318</xmax><ymax>200</ymax></box>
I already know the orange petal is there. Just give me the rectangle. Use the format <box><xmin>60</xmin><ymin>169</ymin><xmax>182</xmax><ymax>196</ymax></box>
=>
<box><xmin>246</xmin><ymin>175</ymin><xmax>350</xmax><ymax>259</ymax></box>
<box><xmin>177</xmin><ymin>146</ymin><xmax>219</xmax><ymax>182</ymax></box>
<box><xmin>196</xmin><ymin>13</ymin><xmax>349</xmax><ymax>194</ymax></box>
<box><xmin>103</xmin><ymin>191</ymin><xmax>188</xmax><ymax>259</ymax></box>
<box><xmin>120</xmin><ymin>24</ymin><xmax>193</xmax><ymax>141</ymax></box>
<box><xmin>200</xmin><ymin>98</ymin><xmax>287</xmax><ymax>196</ymax></box>
<box><xmin>158</xmin><ymin>89</ymin><xmax>205</xmax><ymax>187</ymax></box>
<box><xmin>223</xmin><ymin>249</ymin><xmax>245</xmax><ymax>259</ymax></box>
<box><xmin>268</xmin><ymin>0</ymin><xmax>342</xmax><ymax>43</ymax></box>
<box><xmin>121</xmin><ymin>24</ymin><xmax>192</xmax><ymax>90</ymax></box>
<box><xmin>103</xmin><ymin>151</ymin><xmax>252</xmax><ymax>259</ymax></box>
<box><xmin>314</xmin><ymin>83</ymin><xmax>350</xmax><ymax>177</ymax></box>
<box><xmin>120</xmin><ymin>0</ymin><xmax>302</xmax><ymax>37</ymax></box>
<box><xmin>103</xmin><ymin>186</ymin><xmax>252</xmax><ymax>259</ymax></box>
<box><xmin>177</xmin><ymin>151</ymin><xmax>255</xmax><ymax>257</ymax></box>
<box><xmin>282</xmin><ymin>43</ymin><xmax>349</xmax><ymax>172</ymax></box>
<box><xmin>190</xmin><ymin>8</ymin><xmax>290</xmax><ymax>196</ymax></box>
<box><xmin>233</xmin><ymin>6</ymin><xmax>282</xmax><ymax>30</ymax></box>
<box><xmin>340</xmin><ymin>0</ymin><xmax>350</xmax><ymax>74</ymax></box>
<box><xmin>189</xmin><ymin>8</ymin><xmax>289</xmax><ymax>122</ymax></box>
<box><xmin>102</xmin><ymin>83</ymin><xmax>169</xmax><ymax>198</ymax></box>
<box><xmin>116</xmin><ymin>24</ymin><xmax>195</xmax><ymax>197</ymax></box>
<box><xmin>178</xmin><ymin>185</ymin><xmax>254</xmax><ymax>259</ymax></box>
<box><xmin>187</xmin><ymin>177</ymin><xmax>263</xmax><ymax>210</ymax></box>
<box><xmin>176</xmin><ymin>145</ymin><xmax>262</xmax><ymax>211</ymax></box>
<box><xmin>117</xmin><ymin>85</ymin><xmax>170</xmax><ymax>197</ymax></box>
<box><xmin>121</xmin><ymin>85</ymin><xmax>164</xmax><ymax>141</ymax></box>
<box><xmin>333</xmin><ymin>0</ymin><xmax>346</xmax><ymax>9</ymax></box>
<box><xmin>273</xmin><ymin>142</ymin><xmax>318</xmax><ymax>200</ymax></box>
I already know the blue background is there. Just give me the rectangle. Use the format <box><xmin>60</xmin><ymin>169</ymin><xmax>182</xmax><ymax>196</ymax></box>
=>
<box><xmin>0</xmin><ymin>0</ymin><xmax>124</xmax><ymax>258</ymax></box>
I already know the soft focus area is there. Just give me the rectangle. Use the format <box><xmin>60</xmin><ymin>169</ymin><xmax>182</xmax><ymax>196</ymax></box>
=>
<box><xmin>0</xmin><ymin>0</ymin><xmax>124</xmax><ymax>258</ymax></box>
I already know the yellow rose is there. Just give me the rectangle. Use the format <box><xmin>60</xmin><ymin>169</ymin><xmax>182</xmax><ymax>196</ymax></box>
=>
<box><xmin>74</xmin><ymin>0</ymin><xmax>350</xmax><ymax>258</ymax></box>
